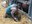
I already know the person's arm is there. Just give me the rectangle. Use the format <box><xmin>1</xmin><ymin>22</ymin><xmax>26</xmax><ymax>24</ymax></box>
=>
<box><xmin>11</xmin><ymin>11</ymin><xmax>14</xmax><ymax>18</ymax></box>
<box><xmin>11</xmin><ymin>11</ymin><xmax>16</xmax><ymax>19</ymax></box>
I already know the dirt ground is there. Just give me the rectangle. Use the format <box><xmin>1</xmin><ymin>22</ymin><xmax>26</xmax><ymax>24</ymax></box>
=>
<box><xmin>0</xmin><ymin>1</ymin><xmax>32</xmax><ymax>24</ymax></box>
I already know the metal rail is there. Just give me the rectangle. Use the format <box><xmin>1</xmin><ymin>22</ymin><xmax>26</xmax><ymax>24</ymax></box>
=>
<box><xmin>28</xmin><ymin>0</ymin><xmax>32</xmax><ymax>20</ymax></box>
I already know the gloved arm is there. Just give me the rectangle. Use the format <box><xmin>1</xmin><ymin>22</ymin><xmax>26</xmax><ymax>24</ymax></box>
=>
<box><xmin>11</xmin><ymin>11</ymin><xmax>16</xmax><ymax>19</ymax></box>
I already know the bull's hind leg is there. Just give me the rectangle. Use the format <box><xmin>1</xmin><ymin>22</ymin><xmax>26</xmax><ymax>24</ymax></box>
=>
<box><xmin>18</xmin><ymin>16</ymin><xmax>21</xmax><ymax>21</ymax></box>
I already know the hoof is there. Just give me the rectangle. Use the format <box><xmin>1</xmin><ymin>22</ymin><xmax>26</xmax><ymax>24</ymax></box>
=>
<box><xmin>5</xmin><ymin>16</ymin><xmax>8</xmax><ymax>18</ymax></box>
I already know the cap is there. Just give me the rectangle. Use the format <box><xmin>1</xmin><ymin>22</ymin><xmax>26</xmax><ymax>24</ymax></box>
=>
<box><xmin>11</xmin><ymin>4</ymin><xmax>18</xmax><ymax>7</ymax></box>
<box><xmin>2</xmin><ymin>1</ymin><xmax>6</xmax><ymax>5</ymax></box>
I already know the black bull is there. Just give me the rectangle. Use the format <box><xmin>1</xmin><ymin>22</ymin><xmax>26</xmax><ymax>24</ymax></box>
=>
<box><xmin>5</xmin><ymin>9</ymin><xmax>31</xmax><ymax>21</ymax></box>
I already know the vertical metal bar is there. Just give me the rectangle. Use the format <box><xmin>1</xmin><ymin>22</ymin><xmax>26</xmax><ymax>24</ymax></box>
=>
<box><xmin>28</xmin><ymin>0</ymin><xmax>32</xmax><ymax>20</ymax></box>
<box><xmin>30</xmin><ymin>0</ymin><xmax>32</xmax><ymax>16</ymax></box>
<box><xmin>28</xmin><ymin>0</ymin><xmax>31</xmax><ymax>16</ymax></box>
